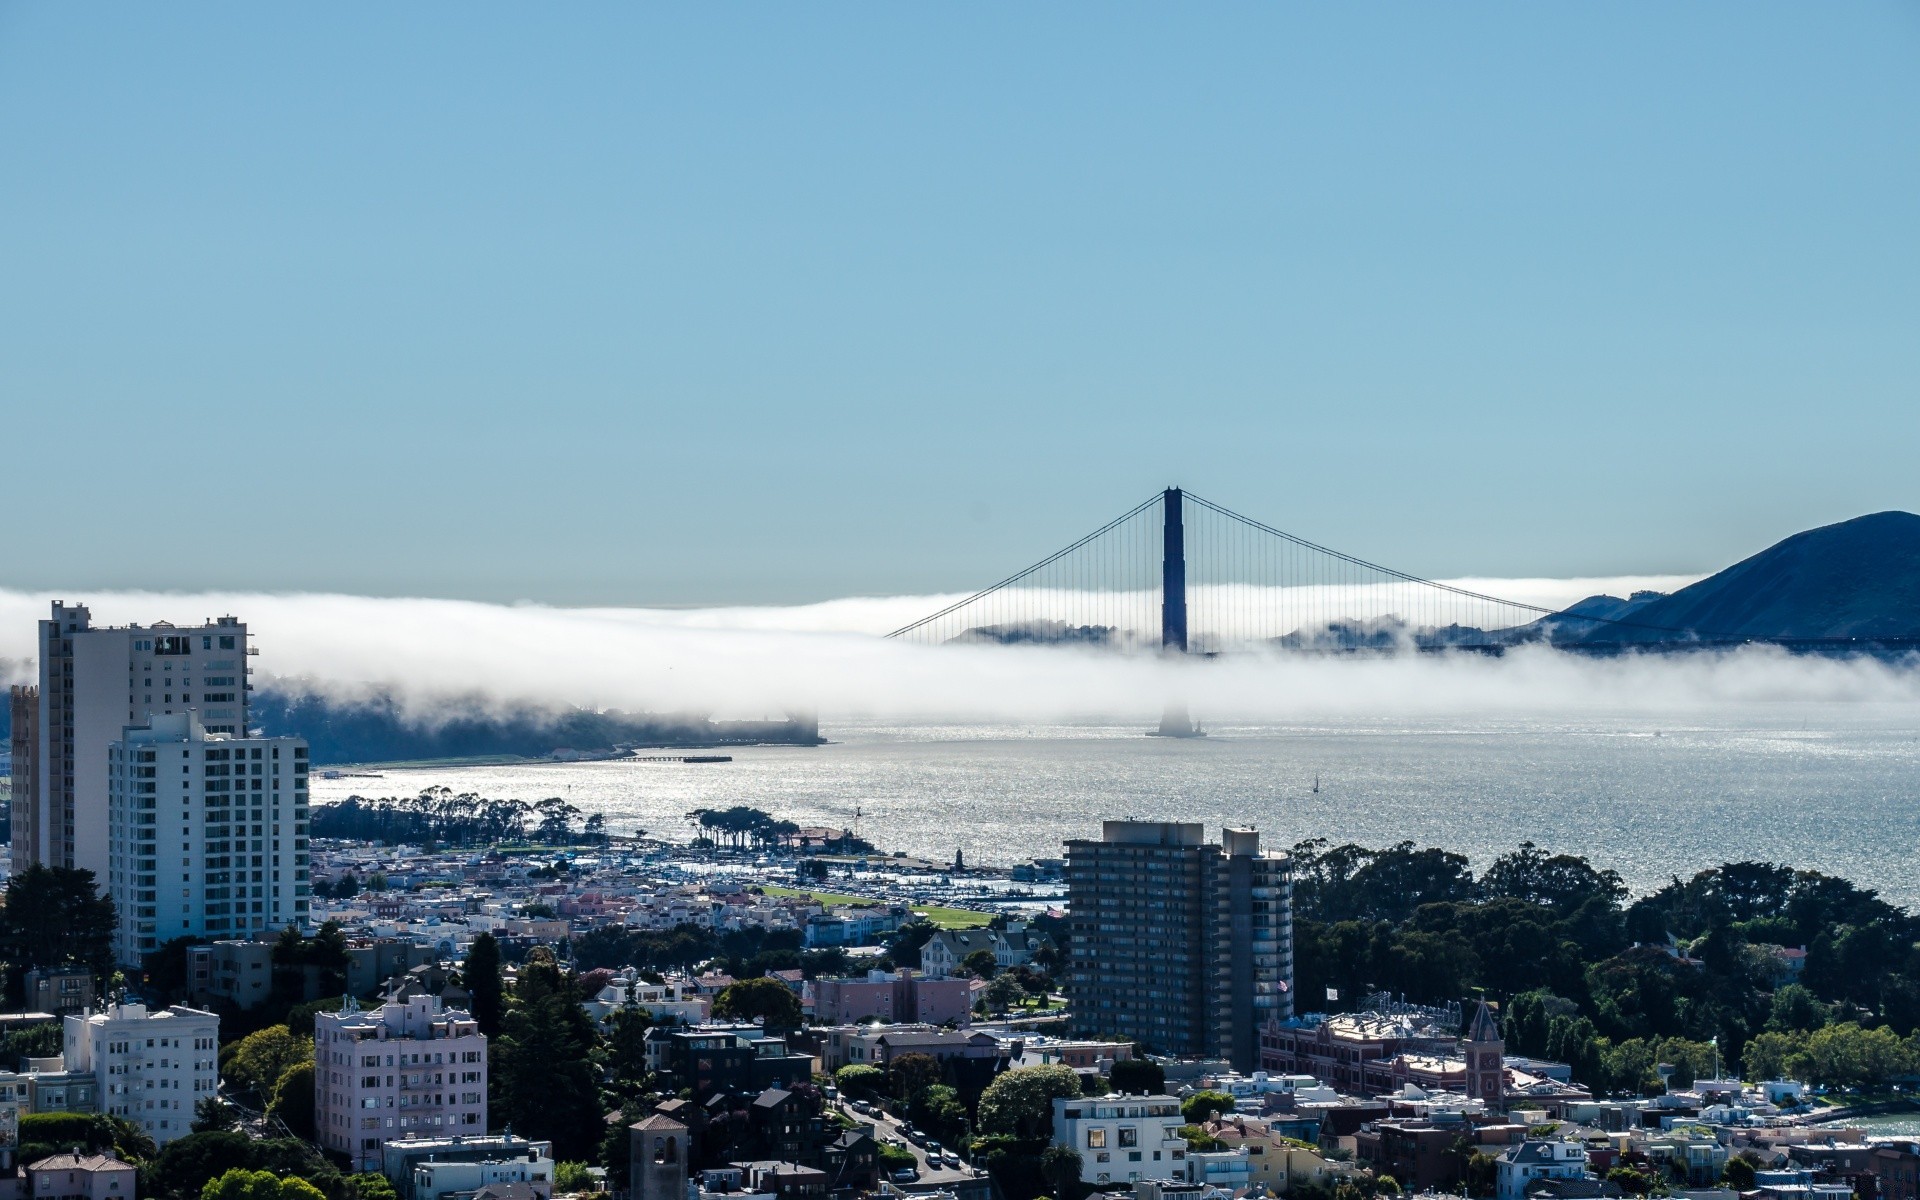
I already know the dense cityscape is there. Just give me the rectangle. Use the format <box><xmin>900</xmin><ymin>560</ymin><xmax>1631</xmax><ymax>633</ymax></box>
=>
<box><xmin>0</xmin><ymin>601</ymin><xmax>1915</xmax><ymax>1200</ymax></box>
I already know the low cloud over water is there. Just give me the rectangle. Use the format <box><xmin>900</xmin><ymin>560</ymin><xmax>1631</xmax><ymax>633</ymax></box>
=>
<box><xmin>4</xmin><ymin>580</ymin><xmax>1919</xmax><ymax>725</ymax></box>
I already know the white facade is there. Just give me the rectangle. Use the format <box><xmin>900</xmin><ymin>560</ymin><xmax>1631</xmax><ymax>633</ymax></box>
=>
<box><xmin>1051</xmin><ymin>1094</ymin><xmax>1190</xmax><ymax>1186</ymax></box>
<box><xmin>409</xmin><ymin>1152</ymin><xmax>556</xmax><ymax>1200</ymax></box>
<box><xmin>106</xmin><ymin>713</ymin><xmax>310</xmax><ymax>963</ymax></box>
<box><xmin>25</xmin><ymin>603</ymin><xmax>250</xmax><ymax>881</ymax></box>
<box><xmin>62</xmin><ymin>1002</ymin><xmax>220</xmax><ymax>1147</ymax></box>
<box><xmin>1496</xmin><ymin>1141</ymin><xmax>1591</xmax><ymax>1200</ymax></box>
<box><xmin>315</xmin><ymin>995</ymin><xmax>489</xmax><ymax>1172</ymax></box>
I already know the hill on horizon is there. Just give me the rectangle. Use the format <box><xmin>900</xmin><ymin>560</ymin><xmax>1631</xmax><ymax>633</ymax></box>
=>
<box><xmin>1574</xmin><ymin>510</ymin><xmax>1920</xmax><ymax>643</ymax></box>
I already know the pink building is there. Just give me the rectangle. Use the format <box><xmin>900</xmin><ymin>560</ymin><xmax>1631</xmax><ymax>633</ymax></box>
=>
<box><xmin>314</xmin><ymin>994</ymin><xmax>488</xmax><ymax>1172</ymax></box>
<box><xmin>809</xmin><ymin>970</ymin><xmax>974</xmax><ymax>1026</ymax></box>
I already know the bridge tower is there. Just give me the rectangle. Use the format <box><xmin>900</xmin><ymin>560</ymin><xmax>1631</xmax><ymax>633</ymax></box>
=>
<box><xmin>1155</xmin><ymin>487</ymin><xmax>1203</xmax><ymax>737</ymax></box>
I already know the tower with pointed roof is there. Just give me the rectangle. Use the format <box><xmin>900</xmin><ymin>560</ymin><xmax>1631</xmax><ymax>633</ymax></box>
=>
<box><xmin>1464</xmin><ymin>999</ymin><xmax>1505</xmax><ymax>1105</ymax></box>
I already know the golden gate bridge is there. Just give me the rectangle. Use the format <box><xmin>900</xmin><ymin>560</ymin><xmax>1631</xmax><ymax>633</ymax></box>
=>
<box><xmin>886</xmin><ymin>487</ymin><xmax>1629</xmax><ymax>654</ymax></box>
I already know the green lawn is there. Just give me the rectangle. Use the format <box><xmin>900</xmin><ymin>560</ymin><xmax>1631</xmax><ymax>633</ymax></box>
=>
<box><xmin>914</xmin><ymin>904</ymin><xmax>994</xmax><ymax>929</ymax></box>
<box><xmin>760</xmin><ymin>887</ymin><xmax>994</xmax><ymax>929</ymax></box>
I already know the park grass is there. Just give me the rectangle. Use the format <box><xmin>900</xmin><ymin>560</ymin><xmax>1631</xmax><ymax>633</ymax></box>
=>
<box><xmin>914</xmin><ymin>904</ymin><xmax>994</xmax><ymax>929</ymax></box>
<box><xmin>760</xmin><ymin>887</ymin><xmax>995</xmax><ymax>929</ymax></box>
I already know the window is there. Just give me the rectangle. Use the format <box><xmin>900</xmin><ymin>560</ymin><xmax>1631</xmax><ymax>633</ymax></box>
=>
<box><xmin>1087</xmin><ymin>1129</ymin><xmax>1107</xmax><ymax>1149</ymax></box>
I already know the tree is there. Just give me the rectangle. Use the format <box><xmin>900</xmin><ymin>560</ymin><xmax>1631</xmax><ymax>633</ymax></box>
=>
<box><xmin>0</xmin><ymin>865</ymin><xmax>116</xmax><ymax>996</ymax></box>
<box><xmin>554</xmin><ymin>1163</ymin><xmax>594</xmax><ymax>1194</ymax></box>
<box><xmin>192</xmin><ymin>1097</ymin><xmax>243</xmax><ymax>1134</ymax></box>
<box><xmin>1040</xmin><ymin>1144</ymin><xmax>1083</xmax><ymax>1199</ymax></box>
<box><xmin>711</xmin><ymin>977</ymin><xmax>802</xmax><ymax>1030</ymax></box>
<box><xmin>466</xmin><ymin>932</ymin><xmax>504</xmax><ymax>1037</ymax></box>
<box><xmin>977</xmin><ymin>1065</ymin><xmax>1084</xmax><ymax>1138</ymax></box>
<box><xmin>1181</xmin><ymin>1091</ymin><xmax>1235</xmax><ymax>1125</ymax></box>
<box><xmin>17</xmin><ymin>1113</ymin><xmax>154</xmax><ymax>1167</ymax></box>
<box><xmin>1108</xmin><ymin>1058</ymin><xmax>1164</xmax><ymax>1096</ymax></box>
<box><xmin>492</xmin><ymin>949</ymin><xmax>604</xmax><ymax>1161</ymax></box>
<box><xmin>333</xmin><ymin>874</ymin><xmax>361</xmax><ymax>900</ymax></box>
<box><xmin>222</xmin><ymin>1027</ymin><xmax>312</xmax><ymax>1100</ymax></box>
<box><xmin>962</xmin><ymin>949</ymin><xmax>1000</xmax><ymax>978</ymax></box>
<box><xmin>201</xmin><ymin>1168</ymin><xmax>327</xmax><ymax>1200</ymax></box>
<box><xmin>835</xmin><ymin>1064</ymin><xmax>885</xmax><ymax>1096</ymax></box>
<box><xmin>345</xmin><ymin>1176</ymin><xmax>398</xmax><ymax>1200</ymax></box>
<box><xmin>1375</xmin><ymin>1175</ymin><xmax>1402</xmax><ymax>1195</ymax></box>
<box><xmin>144</xmin><ymin>1132</ymin><xmax>340</xmax><ymax>1200</ymax></box>
<box><xmin>890</xmin><ymin>1052</ymin><xmax>943</xmax><ymax>1102</ymax></box>
<box><xmin>1483</xmin><ymin>843</ymin><xmax>1627</xmax><ymax>911</ymax></box>
<box><xmin>1723</xmin><ymin>1158</ymin><xmax>1757</xmax><ymax>1191</ymax></box>
<box><xmin>268</xmin><ymin>1062</ymin><xmax>315</xmax><ymax>1139</ymax></box>
<box><xmin>1767</xmin><ymin>984</ymin><xmax>1830</xmax><ymax>1034</ymax></box>
<box><xmin>986</xmin><ymin>973</ymin><xmax>1026</xmax><ymax>1012</ymax></box>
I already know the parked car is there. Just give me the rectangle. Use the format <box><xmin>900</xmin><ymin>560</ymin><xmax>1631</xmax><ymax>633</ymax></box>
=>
<box><xmin>852</xmin><ymin>1100</ymin><xmax>872</xmax><ymax>1115</ymax></box>
<box><xmin>941</xmin><ymin>1153</ymin><xmax>961</xmax><ymax>1169</ymax></box>
<box><xmin>926</xmin><ymin>1141</ymin><xmax>943</xmax><ymax>1158</ymax></box>
<box><xmin>893</xmin><ymin>1170</ymin><xmax>919</xmax><ymax>1184</ymax></box>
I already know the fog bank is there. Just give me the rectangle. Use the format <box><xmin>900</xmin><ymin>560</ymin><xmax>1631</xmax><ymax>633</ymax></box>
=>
<box><xmin>3</xmin><ymin>580</ymin><xmax>1917</xmax><ymax>725</ymax></box>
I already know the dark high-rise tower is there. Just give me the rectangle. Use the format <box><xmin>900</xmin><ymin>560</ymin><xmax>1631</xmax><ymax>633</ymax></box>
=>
<box><xmin>1064</xmin><ymin>821</ymin><xmax>1293</xmax><ymax>1070</ymax></box>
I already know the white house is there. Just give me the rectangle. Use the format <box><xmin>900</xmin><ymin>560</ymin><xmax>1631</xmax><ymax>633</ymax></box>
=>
<box><xmin>1051</xmin><ymin>1094</ymin><xmax>1190</xmax><ymax>1186</ymax></box>
<box><xmin>1496</xmin><ymin>1141</ymin><xmax>1591</xmax><ymax>1200</ymax></box>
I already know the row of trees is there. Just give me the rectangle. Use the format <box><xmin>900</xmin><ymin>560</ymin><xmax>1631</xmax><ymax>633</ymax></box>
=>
<box><xmin>1286</xmin><ymin>839</ymin><xmax>1920</xmax><ymax>1090</ymax></box>
<box><xmin>312</xmin><ymin>787</ymin><xmax>606</xmax><ymax>846</ymax></box>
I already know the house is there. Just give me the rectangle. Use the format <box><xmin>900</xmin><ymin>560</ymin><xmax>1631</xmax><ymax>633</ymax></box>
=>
<box><xmin>1496</xmin><ymin>1142</ymin><xmax>1592</xmax><ymax>1200</ymax></box>
<box><xmin>1051</xmin><ymin>1094</ymin><xmax>1190</xmax><ymax>1186</ymax></box>
<box><xmin>26</xmin><ymin>1154</ymin><xmax>135</xmax><ymax>1200</ymax></box>
<box><xmin>920</xmin><ymin>925</ymin><xmax>1055</xmax><ymax>977</ymax></box>
<box><xmin>1353</xmin><ymin>1119</ymin><xmax>1468</xmax><ymax>1193</ymax></box>
<box><xmin>820</xmin><ymin>1130</ymin><xmax>877</xmax><ymax>1193</ymax></box>
<box><xmin>732</xmin><ymin>1162</ymin><xmax>827</xmax><ymax>1200</ymax></box>
<box><xmin>1870</xmin><ymin>1140</ymin><xmax>1920</xmax><ymax>1200</ymax></box>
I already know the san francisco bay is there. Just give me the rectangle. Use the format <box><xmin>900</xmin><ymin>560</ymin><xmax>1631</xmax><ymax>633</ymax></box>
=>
<box><xmin>312</xmin><ymin>705</ymin><xmax>1920</xmax><ymax>907</ymax></box>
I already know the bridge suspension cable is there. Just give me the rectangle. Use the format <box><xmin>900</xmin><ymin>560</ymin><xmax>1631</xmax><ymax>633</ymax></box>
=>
<box><xmin>886</xmin><ymin>487</ymin><xmax>1661</xmax><ymax>651</ymax></box>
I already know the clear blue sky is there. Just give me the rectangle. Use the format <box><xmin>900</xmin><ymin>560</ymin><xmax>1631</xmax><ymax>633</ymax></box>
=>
<box><xmin>3</xmin><ymin>5</ymin><xmax>1916</xmax><ymax>605</ymax></box>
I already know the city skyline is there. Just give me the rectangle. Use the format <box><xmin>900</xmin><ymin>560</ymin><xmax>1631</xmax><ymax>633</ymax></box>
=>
<box><xmin>3</xmin><ymin>6</ymin><xmax>1918</xmax><ymax>604</ymax></box>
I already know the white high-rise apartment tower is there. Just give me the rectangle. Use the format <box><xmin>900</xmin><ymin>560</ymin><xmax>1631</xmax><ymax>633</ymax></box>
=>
<box><xmin>14</xmin><ymin>602</ymin><xmax>251</xmax><ymax>880</ymax></box>
<box><xmin>107</xmin><ymin>713</ymin><xmax>311</xmax><ymax>964</ymax></box>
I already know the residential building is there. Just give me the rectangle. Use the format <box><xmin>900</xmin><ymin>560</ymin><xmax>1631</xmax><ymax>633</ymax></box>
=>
<box><xmin>8</xmin><ymin>685</ymin><xmax>35</xmax><ymax>876</ymax></box>
<box><xmin>1051</xmin><ymin>1094</ymin><xmax>1190</xmax><ymax>1187</ymax></box>
<box><xmin>380</xmin><ymin>1134</ymin><xmax>553</xmax><ymax>1196</ymax></box>
<box><xmin>1353</xmin><ymin>1119</ymin><xmax>1468</xmax><ymax>1193</ymax></box>
<box><xmin>408</xmin><ymin>1147</ymin><xmax>555</xmax><ymax>1200</ymax></box>
<box><xmin>19</xmin><ymin>603</ymin><xmax>250</xmax><ymax>880</ymax></box>
<box><xmin>734</xmin><ymin>1162</ymin><xmax>828</xmax><ymax>1200</ymax></box>
<box><xmin>62</xmin><ymin>1002</ymin><xmax>219</xmax><ymax>1147</ymax></box>
<box><xmin>918</xmin><ymin>925</ymin><xmax>1054</xmax><ymax>977</ymax></box>
<box><xmin>25</xmin><ymin>1152</ymin><xmax>136</xmax><ymax>1200</ymax></box>
<box><xmin>315</xmin><ymin>994</ymin><xmax>489</xmax><ymax>1171</ymax></box>
<box><xmin>1870</xmin><ymin>1143</ymin><xmax>1920</xmax><ymax>1200</ymax></box>
<box><xmin>647</xmin><ymin>1027</ymin><xmax>813</xmax><ymax>1100</ymax></box>
<box><xmin>106</xmin><ymin>712</ymin><xmax>310</xmax><ymax>962</ymax></box>
<box><xmin>24</xmin><ymin>970</ymin><xmax>95</xmax><ymax>1018</ymax></box>
<box><xmin>1064</xmin><ymin>822</ymin><xmax>1293</xmax><ymax>1070</ymax></box>
<box><xmin>806</xmin><ymin>1024</ymin><xmax>1002</xmax><ymax>1072</ymax></box>
<box><xmin>807</xmin><ymin>970</ymin><xmax>973</xmax><ymax>1027</ymax></box>
<box><xmin>1496</xmin><ymin>1142</ymin><xmax>1592</xmax><ymax>1200</ymax></box>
